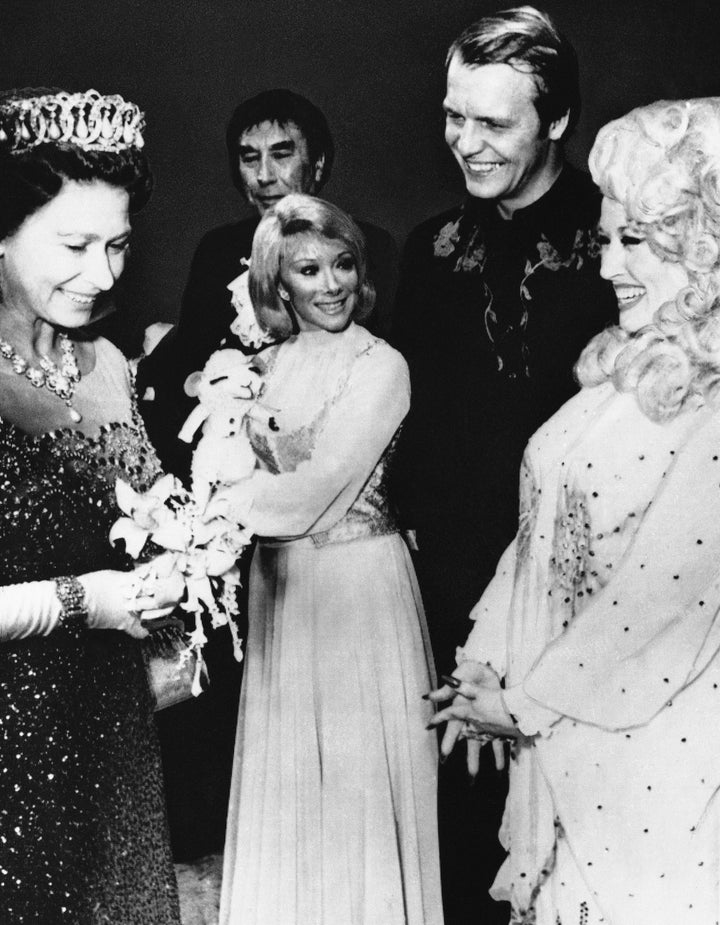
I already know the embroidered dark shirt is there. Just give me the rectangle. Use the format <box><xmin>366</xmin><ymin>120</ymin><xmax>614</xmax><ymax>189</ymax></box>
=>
<box><xmin>392</xmin><ymin>165</ymin><xmax>617</xmax><ymax>579</ymax></box>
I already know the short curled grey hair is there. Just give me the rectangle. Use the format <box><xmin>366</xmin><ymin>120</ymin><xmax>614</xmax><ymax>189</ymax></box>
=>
<box><xmin>249</xmin><ymin>193</ymin><xmax>375</xmax><ymax>339</ymax></box>
<box><xmin>577</xmin><ymin>98</ymin><xmax>720</xmax><ymax>422</ymax></box>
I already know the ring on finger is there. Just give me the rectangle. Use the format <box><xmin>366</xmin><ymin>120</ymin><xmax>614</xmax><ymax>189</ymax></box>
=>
<box><xmin>459</xmin><ymin>722</ymin><xmax>492</xmax><ymax>745</ymax></box>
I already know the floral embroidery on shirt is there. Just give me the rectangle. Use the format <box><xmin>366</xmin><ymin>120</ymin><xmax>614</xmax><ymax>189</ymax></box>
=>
<box><xmin>433</xmin><ymin>219</ymin><xmax>487</xmax><ymax>272</ymax></box>
<box><xmin>519</xmin><ymin>230</ymin><xmax>594</xmax><ymax>302</ymax></box>
<box><xmin>433</xmin><ymin>218</ymin><xmax>461</xmax><ymax>258</ymax></box>
<box><xmin>432</xmin><ymin>213</ymin><xmax>602</xmax><ymax>377</ymax></box>
<box><xmin>454</xmin><ymin>227</ymin><xmax>488</xmax><ymax>273</ymax></box>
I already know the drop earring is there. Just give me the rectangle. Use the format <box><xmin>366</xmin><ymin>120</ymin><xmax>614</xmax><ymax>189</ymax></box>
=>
<box><xmin>277</xmin><ymin>286</ymin><xmax>299</xmax><ymax>334</ymax></box>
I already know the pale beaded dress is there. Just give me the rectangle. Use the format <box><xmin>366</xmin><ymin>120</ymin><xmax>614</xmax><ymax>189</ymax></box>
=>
<box><xmin>0</xmin><ymin>338</ymin><xmax>180</xmax><ymax>924</ymax></box>
<box><xmin>463</xmin><ymin>380</ymin><xmax>720</xmax><ymax>925</ymax></box>
<box><xmin>219</xmin><ymin>324</ymin><xmax>443</xmax><ymax>925</ymax></box>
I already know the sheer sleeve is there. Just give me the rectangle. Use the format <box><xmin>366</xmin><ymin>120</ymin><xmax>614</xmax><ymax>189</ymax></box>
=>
<box><xmin>460</xmin><ymin>440</ymin><xmax>544</xmax><ymax>677</ymax></box>
<box><xmin>460</xmin><ymin>539</ymin><xmax>516</xmax><ymax>677</ymax></box>
<box><xmin>460</xmin><ymin>535</ymin><xmax>563</xmax><ymax>738</ymax></box>
<box><xmin>523</xmin><ymin>407</ymin><xmax>720</xmax><ymax>730</ymax></box>
<box><xmin>222</xmin><ymin>343</ymin><xmax>410</xmax><ymax>539</ymax></box>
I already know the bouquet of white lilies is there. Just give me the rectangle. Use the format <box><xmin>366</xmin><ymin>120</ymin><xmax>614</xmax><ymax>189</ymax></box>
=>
<box><xmin>110</xmin><ymin>473</ymin><xmax>250</xmax><ymax>673</ymax></box>
<box><xmin>111</xmin><ymin>259</ymin><xmax>277</xmax><ymax>698</ymax></box>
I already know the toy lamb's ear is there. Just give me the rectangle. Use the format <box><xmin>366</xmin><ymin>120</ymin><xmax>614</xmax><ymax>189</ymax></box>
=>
<box><xmin>250</xmin><ymin>355</ymin><xmax>268</xmax><ymax>376</ymax></box>
<box><xmin>184</xmin><ymin>370</ymin><xmax>204</xmax><ymax>398</ymax></box>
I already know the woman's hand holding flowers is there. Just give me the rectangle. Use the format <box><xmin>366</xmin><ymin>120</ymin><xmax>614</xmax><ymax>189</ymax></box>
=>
<box><xmin>109</xmin><ymin>472</ymin><xmax>250</xmax><ymax>662</ymax></box>
<box><xmin>78</xmin><ymin>561</ymin><xmax>185</xmax><ymax>639</ymax></box>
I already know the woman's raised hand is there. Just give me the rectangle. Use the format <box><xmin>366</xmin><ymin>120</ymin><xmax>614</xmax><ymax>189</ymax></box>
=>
<box><xmin>426</xmin><ymin>659</ymin><xmax>518</xmax><ymax>776</ymax></box>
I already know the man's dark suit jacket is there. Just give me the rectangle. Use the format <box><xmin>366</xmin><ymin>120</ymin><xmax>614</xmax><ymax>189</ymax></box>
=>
<box><xmin>392</xmin><ymin>165</ymin><xmax>618</xmax><ymax>671</ymax></box>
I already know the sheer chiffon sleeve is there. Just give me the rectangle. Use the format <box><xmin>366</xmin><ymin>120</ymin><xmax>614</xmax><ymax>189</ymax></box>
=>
<box><xmin>460</xmin><ymin>539</ymin><xmax>516</xmax><ymax>678</ymax></box>
<box><xmin>522</xmin><ymin>406</ymin><xmax>720</xmax><ymax>731</ymax></box>
<box><xmin>220</xmin><ymin>341</ymin><xmax>410</xmax><ymax>539</ymax></box>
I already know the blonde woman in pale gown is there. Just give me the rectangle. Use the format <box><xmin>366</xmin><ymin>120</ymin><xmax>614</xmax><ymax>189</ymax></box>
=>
<box><xmin>430</xmin><ymin>98</ymin><xmax>720</xmax><ymax>925</ymax></box>
<box><xmin>217</xmin><ymin>194</ymin><xmax>443</xmax><ymax>925</ymax></box>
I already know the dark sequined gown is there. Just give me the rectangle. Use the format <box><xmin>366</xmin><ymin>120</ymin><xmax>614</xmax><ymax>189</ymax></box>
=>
<box><xmin>0</xmin><ymin>340</ymin><xmax>180</xmax><ymax>924</ymax></box>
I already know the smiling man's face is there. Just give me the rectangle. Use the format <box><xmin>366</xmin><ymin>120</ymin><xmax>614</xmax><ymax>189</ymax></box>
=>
<box><xmin>444</xmin><ymin>55</ymin><xmax>565</xmax><ymax>215</ymax></box>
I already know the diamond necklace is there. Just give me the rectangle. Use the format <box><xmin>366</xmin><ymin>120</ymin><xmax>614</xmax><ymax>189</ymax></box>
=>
<box><xmin>0</xmin><ymin>332</ymin><xmax>83</xmax><ymax>422</ymax></box>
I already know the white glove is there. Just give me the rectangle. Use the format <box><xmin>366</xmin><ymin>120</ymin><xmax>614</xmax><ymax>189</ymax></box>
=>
<box><xmin>0</xmin><ymin>573</ymin><xmax>149</xmax><ymax>641</ymax></box>
<box><xmin>1</xmin><ymin>562</ymin><xmax>186</xmax><ymax>644</ymax></box>
<box><xmin>79</xmin><ymin>570</ymin><xmax>151</xmax><ymax>639</ymax></box>
<box><xmin>0</xmin><ymin>581</ymin><xmax>61</xmax><ymax>641</ymax></box>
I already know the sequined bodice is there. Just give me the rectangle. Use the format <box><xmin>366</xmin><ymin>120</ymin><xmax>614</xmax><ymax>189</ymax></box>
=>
<box><xmin>0</xmin><ymin>416</ymin><xmax>162</xmax><ymax>585</ymax></box>
<box><xmin>0</xmin><ymin>401</ymin><xmax>179</xmax><ymax>923</ymax></box>
<box><xmin>242</xmin><ymin>324</ymin><xmax>409</xmax><ymax>546</ymax></box>
<box><xmin>309</xmin><ymin>431</ymin><xmax>401</xmax><ymax>547</ymax></box>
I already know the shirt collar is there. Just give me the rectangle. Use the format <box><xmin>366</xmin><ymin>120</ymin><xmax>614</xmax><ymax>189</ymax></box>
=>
<box><xmin>462</xmin><ymin>164</ymin><xmax>594</xmax><ymax>247</ymax></box>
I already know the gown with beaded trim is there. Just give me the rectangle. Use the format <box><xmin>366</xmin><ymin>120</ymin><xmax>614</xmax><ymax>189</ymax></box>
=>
<box><xmin>463</xmin><ymin>381</ymin><xmax>720</xmax><ymax>925</ymax></box>
<box><xmin>0</xmin><ymin>337</ymin><xmax>180</xmax><ymax>924</ymax></box>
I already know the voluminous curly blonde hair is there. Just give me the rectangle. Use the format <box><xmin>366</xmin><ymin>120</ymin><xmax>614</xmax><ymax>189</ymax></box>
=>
<box><xmin>576</xmin><ymin>98</ymin><xmax>720</xmax><ymax>421</ymax></box>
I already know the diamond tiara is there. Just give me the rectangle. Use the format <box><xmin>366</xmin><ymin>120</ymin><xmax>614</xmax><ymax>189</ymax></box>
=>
<box><xmin>0</xmin><ymin>89</ymin><xmax>145</xmax><ymax>153</ymax></box>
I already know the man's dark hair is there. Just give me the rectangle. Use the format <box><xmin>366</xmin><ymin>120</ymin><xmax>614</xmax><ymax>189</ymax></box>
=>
<box><xmin>225</xmin><ymin>89</ymin><xmax>334</xmax><ymax>192</ymax></box>
<box><xmin>447</xmin><ymin>6</ymin><xmax>581</xmax><ymax>138</ymax></box>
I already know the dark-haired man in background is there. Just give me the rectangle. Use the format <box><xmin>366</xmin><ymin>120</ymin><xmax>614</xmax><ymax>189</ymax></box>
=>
<box><xmin>393</xmin><ymin>7</ymin><xmax>616</xmax><ymax>923</ymax></box>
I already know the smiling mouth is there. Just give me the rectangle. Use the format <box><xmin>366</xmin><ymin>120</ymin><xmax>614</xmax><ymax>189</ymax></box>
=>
<box><xmin>464</xmin><ymin>161</ymin><xmax>504</xmax><ymax>175</ymax></box>
<box><xmin>316</xmin><ymin>298</ymin><xmax>348</xmax><ymax>312</ymax></box>
<box><xmin>63</xmin><ymin>291</ymin><xmax>97</xmax><ymax>305</ymax></box>
<box><xmin>614</xmin><ymin>286</ymin><xmax>645</xmax><ymax>307</ymax></box>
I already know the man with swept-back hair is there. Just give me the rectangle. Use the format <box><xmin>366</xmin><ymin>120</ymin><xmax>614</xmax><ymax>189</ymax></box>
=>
<box><xmin>392</xmin><ymin>7</ymin><xmax>616</xmax><ymax>923</ymax></box>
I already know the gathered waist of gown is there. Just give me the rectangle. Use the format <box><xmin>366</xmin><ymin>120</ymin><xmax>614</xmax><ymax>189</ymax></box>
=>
<box><xmin>258</xmin><ymin>425</ymin><xmax>403</xmax><ymax>549</ymax></box>
<box><xmin>260</xmin><ymin>518</ymin><xmax>399</xmax><ymax>550</ymax></box>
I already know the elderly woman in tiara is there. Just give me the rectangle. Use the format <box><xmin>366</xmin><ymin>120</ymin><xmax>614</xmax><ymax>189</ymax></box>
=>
<box><xmin>429</xmin><ymin>98</ymin><xmax>720</xmax><ymax>924</ymax></box>
<box><xmin>0</xmin><ymin>88</ymin><xmax>182</xmax><ymax>923</ymax></box>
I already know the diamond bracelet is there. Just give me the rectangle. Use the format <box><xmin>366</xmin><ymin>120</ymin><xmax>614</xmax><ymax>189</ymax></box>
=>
<box><xmin>55</xmin><ymin>575</ymin><xmax>88</xmax><ymax>626</ymax></box>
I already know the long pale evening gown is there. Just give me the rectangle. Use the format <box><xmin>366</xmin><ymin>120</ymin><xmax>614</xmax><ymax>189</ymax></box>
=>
<box><xmin>220</xmin><ymin>323</ymin><xmax>443</xmax><ymax>925</ymax></box>
<box><xmin>463</xmin><ymin>380</ymin><xmax>720</xmax><ymax>924</ymax></box>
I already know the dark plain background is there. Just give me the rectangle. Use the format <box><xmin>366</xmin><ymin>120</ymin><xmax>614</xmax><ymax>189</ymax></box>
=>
<box><xmin>2</xmin><ymin>0</ymin><xmax>720</xmax><ymax>354</ymax></box>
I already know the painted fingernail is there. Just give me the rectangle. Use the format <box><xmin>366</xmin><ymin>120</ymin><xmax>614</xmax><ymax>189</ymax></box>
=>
<box><xmin>421</xmin><ymin>693</ymin><xmax>430</xmax><ymax>700</ymax></box>
<box><xmin>441</xmin><ymin>674</ymin><xmax>461</xmax><ymax>689</ymax></box>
